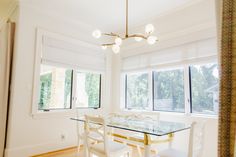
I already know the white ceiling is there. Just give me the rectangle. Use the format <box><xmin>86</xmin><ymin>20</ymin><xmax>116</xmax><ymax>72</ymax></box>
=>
<box><xmin>23</xmin><ymin>0</ymin><xmax>200</xmax><ymax>32</ymax></box>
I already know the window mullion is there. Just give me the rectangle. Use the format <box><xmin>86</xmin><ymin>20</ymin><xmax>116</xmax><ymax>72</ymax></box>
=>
<box><xmin>71</xmin><ymin>69</ymin><xmax>77</xmax><ymax>109</ymax></box>
<box><xmin>184</xmin><ymin>65</ymin><xmax>191</xmax><ymax>115</ymax></box>
<box><xmin>148</xmin><ymin>70</ymin><xmax>153</xmax><ymax>111</ymax></box>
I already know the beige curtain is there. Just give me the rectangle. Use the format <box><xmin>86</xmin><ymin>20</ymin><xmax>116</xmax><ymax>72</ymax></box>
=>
<box><xmin>0</xmin><ymin>21</ymin><xmax>15</xmax><ymax>157</ymax></box>
<box><xmin>218</xmin><ymin>0</ymin><xmax>236</xmax><ymax>157</ymax></box>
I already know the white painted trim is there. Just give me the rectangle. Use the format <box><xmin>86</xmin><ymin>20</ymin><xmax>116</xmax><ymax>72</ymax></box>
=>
<box><xmin>116</xmin><ymin>0</ymin><xmax>207</xmax><ymax>33</ymax></box>
<box><xmin>31</xmin><ymin>28</ymin><xmax>106</xmax><ymax>117</ymax></box>
<box><xmin>31</xmin><ymin>28</ymin><xmax>44</xmax><ymax>116</ymax></box>
<box><xmin>19</xmin><ymin>2</ymin><xmax>96</xmax><ymax>35</ymax></box>
<box><xmin>4</xmin><ymin>139</ymin><xmax>76</xmax><ymax>157</ymax></box>
<box><xmin>120</xmin><ymin>56</ymin><xmax>219</xmax><ymax>117</ymax></box>
<box><xmin>19</xmin><ymin>0</ymin><xmax>206</xmax><ymax>34</ymax></box>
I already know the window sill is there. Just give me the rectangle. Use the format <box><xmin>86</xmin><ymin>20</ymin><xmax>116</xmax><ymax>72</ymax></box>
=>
<box><xmin>31</xmin><ymin>109</ymin><xmax>75</xmax><ymax>119</ymax></box>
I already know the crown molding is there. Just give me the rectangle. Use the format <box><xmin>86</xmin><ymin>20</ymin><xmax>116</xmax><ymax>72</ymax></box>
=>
<box><xmin>0</xmin><ymin>0</ymin><xmax>18</xmax><ymax>30</ymax></box>
<box><xmin>20</xmin><ymin>0</ymin><xmax>207</xmax><ymax>34</ymax></box>
<box><xmin>116</xmin><ymin>0</ymin><xmax>208</xmax><ymax>34</ymax></box>
<box><xmin>20</xmin><ymin>2</ymin><xmax>96</xmax><ymax>33</ymax></box>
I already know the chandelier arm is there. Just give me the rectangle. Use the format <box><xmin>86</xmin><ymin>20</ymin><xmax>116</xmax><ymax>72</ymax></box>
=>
<box><xmin>102</xmin><ymin>43</ymin><xmax>116</xmax><ymax>46</ymax></box>
<box><xmin>128</xmin><ymin>34</ymin><xmax>148</xmax><ymax>39</ymax></box>
<box><xmin>103</xmin><ymin>32</ymin><xmax>121</xmax><ymax>38</ymax></box>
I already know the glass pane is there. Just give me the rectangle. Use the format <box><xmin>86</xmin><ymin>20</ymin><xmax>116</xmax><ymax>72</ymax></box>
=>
<box><xmin>190</xmin><ymin>63</ymin><xmax>219</xmax><ymax>115</ymax></box>
<box><xmin>153</xmin><ymin>69</ymin><xmax>185</xmax><ymax>112</ymax></box>
<box><xmin>38</xmin><ymin>65</ymin><xmax>72</xmax><ymax>110</ymax></box>
<box><xmin>76</xmin><ymin>72</ymin><xmax>101</xmax><ymax>108</ymax></box>
<box><xmin>126</xmin><ymin>73</ymin><xmax>149</xmax><ymax>110</ymax></box>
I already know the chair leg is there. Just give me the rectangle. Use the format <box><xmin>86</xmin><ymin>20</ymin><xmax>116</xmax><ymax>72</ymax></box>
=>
<box><xmin>137</xmin><ymin>146</ymin><xmax>142</xmax><ymax>157</ymax></box>
<box><xmin>128</xmin><ymin>150</ymin><xmax>132</xmax><ymax>157</ymax></box>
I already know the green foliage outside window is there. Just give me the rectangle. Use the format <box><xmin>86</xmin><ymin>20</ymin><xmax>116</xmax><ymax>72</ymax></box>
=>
<box><xmin>39</xmin><ymin>73</ymin><xmax>52</xmax><ymax>110</ymax></box>
<box><xmin>153</xmin><ymin>69</ymin><xmax>185</xmax><ymax>112</ymax></box>
<box><xmin>190</xmin><ymin>64</ymin><xmax>219</xmax><ymax>114</ymax></box>
<box><xmin>38</xmin><ymin>66</ymin><xmax>72</xmax><ymax>110</ymax></box>
<box><xmin>126</xmin><ymin>73</ymin><xmax>149</xmax><ymax>109</ymax></box>
<box><xmin>85</xmin><ymin>73</ymin><xmax>100</xmax><ymax>108</ymax></box>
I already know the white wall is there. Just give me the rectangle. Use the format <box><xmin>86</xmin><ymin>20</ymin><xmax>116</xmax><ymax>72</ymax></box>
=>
<box><xmin>110</xmin><ymin>0</ymin><xmax>218</xmax><ymax>156</ymax></box>
<box><xmin>4</xmin><ymin>0</ymin><xmax>218</xmax><ymax>157</ymax></box>
<box><xmin>4</xmin><ymin>3</ymin><xmax>112</xmax><ymax>157</ymax></box>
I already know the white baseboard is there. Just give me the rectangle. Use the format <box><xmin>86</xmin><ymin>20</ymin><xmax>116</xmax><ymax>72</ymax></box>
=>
<box><xmin>4</xmin><ymin>140</ymin><xmax>77</xmax><ymax>157</ymax></box>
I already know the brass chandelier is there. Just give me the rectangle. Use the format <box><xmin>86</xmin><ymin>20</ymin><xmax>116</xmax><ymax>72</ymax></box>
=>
<box><xmin>92</xmin><ymin>0</ymin><xmax>158</xmax><ymax>53</ymax></box>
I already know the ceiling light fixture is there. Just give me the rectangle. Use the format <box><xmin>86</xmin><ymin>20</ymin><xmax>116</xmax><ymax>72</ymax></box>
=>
<box><xmin>92</xmin><ymin>0</ymin><xmax>158</xmax><ymax>53</ymax></box>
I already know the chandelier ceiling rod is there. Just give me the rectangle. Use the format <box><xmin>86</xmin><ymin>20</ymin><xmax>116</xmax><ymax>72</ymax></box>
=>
<box><xmin>92</xmin><ymin>0</ymin><xmax>158</xmax><ymax>53</ymax></box>
<box><xmin>126</xmin><ymin>0</ymin><xmax>129</xmax><ymax>37</ymax></box>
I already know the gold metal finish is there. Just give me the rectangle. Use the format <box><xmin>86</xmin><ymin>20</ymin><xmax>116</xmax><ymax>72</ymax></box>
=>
<box><xmin>108</xmin><ymin>132</ymin><xmax>174</xmax><ymax>145</ymax></box>
<box><xmin>144</xmin><ymin>134</ymin><xmax>151</xmax><ymax>145</ymax></box>
<box><xmin>125</xmin><ymin>0</ymin><xmax>128</xmax><ymax>37</ymax></box>
<box><xmin>97</xmin><ymin>0</ymin><xmax>158</xmax><ymax>47</ymax></box>
<box><xmin>102</xmin><ymin>34</ymin><xmax>149</xmax><ymax>46</ymax></box>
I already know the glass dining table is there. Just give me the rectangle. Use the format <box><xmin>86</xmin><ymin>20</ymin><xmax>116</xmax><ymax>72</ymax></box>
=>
<box><xmin>71</xmin><ymin>116</ymin><xmax>190</xmax><ymax>157</ymax></box>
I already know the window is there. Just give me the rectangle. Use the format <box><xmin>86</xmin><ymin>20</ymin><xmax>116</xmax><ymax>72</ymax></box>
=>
<box><xmin>38</xmin><ymin>65</ymin><xmax>73</xmax><ymax>110</ymax></box>
<box><xmin>190</xmin><ymin>63</ymin><xmax>219</xmax><ymax>115</ymax></box>
<box><xmin>124</xmin><ymin>62</ymin><xmax>219</xmax><ymax>115</ymax></box>
<box><xmin>76</xmin><ymin>72</ymin><xmax>101</xmax><ymax>108</ymax></box>
<box><xmin>125</xmin><ymin>72</ymin><xmax>149</xmax><ymax>110</ymax></box>
<box><xmin>153</xmin><ymin>68</ymin><xmax>185</xmax><ymax>112</ymax></box>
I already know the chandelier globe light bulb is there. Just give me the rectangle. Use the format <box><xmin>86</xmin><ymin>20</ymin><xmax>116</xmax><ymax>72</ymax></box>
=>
<box><xmin>147</xmin><ymin>36</ymin><xmax>157</xmax><ymax>45</ymax></box>
<box><xmin>92</xmin><ymin>29</ymin><xmax>102</xmax><ymax>38</ymax></box>
<box><xmin>112</xmin><ymin>44</ymin><xmax>120</xmax><ymax>54</ymax></box>
<box><xmin>145</xmin><ymin>24</ymin><xmax>155</xmax><ymax>34</ymax></box>
<box><xmin>115</xmin><ymin>37</ymin><xmax>122</xmax><ymax>46</ymax></box>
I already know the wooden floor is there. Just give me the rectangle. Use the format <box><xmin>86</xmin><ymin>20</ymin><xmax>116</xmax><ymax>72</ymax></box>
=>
<box><xmin>33</xmin><ymin>146</ymin><xmax>155</xmax><ymax>157</ymax></box>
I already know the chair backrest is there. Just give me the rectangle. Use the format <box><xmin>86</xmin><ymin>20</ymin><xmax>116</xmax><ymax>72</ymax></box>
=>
<box><xmin>76</xmin><ymin>109</ymin><xmax>81</xmax><ymax>142</ymax></box>
<box><xmin>187</xmin><ymin>122</ymin><xmax>196</xmax><ymax>157</ymax></box>
<box><xmin>192</xmin><ymin>121</ymin><xmax>206</xmax><ymax>157</ymax></box>
<box><xmin>108</xmin><ymin>112</ymin><xmax>160</xmax><ymax>121</ymax></box>
<box><xmin>85</xmin><ymin>115</ymin><xmax>107</xmax><ymax>156</ymax></box>
<box><xmin>187</xmin><ymin>121</ymin><xmax>206</xmax><ymax>157</ymax></box>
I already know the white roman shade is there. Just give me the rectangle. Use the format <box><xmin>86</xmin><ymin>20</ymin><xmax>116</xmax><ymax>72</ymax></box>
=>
<box><xmin>122</xmin><ymin>38</ymin><xmax>217</xmax><ymax>72</ymax></box>
<box><xmin>41</xmin><ymin>36</ymin><xmax>106</xmax><ymax>71</ymax></box>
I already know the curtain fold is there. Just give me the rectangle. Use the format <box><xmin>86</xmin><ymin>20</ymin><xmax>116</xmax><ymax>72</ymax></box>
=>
<box><xmin>218</xmin><ymin>0</ymin><xmax>236</xmax><ymax>156</ymax></box>
<box><xmin>0</xmin><ymin>21</ymin><xmax>15</xmax><ymax>157</ymax></box>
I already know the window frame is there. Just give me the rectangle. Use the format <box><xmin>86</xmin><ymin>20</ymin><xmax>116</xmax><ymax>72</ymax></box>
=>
<box><xmin>32</xmin><ymin>62</ymin><xmax>103</xmax><ymax>117</ymax></box>
<box><xmin>122</xmin><ymin>60</ymin><xmax>219</xmax><ymax>116</ymax></box>
<box><xmin>188</xmin><ymin>63</ymin><xmax>219</xmax><ymax>115</ymax></box>
<box><xmin>124</xmin><ymin>71</ymin><xmax>151</xmax><ymax>110</ymax></box>
<box><xmin>152</xmin><ymin>67</ymin><xmax>186</xmax><ymax>113</ymax></box>
<box><xmin>75</xmin><ymin>70</ymin><xmax>102</xmax><ymax>109</ymax></box>
<box><xmin>37</xmin><ymin>66</ymin><xmax>74</xmax><ymax>111</ymax></box>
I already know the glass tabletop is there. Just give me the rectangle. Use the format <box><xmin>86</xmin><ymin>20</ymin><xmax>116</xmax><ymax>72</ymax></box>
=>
<box><xmin>71</xmin><ymin>116</ymin><xmax>190</xmax><ymax>136</ymax></box>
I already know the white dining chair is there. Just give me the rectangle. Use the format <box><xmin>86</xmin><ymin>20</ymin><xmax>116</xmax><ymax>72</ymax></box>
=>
<box><xmin>76</xmin><ymin>109</ymin><xmax>84</xmax><ymax>152</ymax></box>
<box><xmin>84</xmin><ymin>115</ymin><xmax>132</xmax><ymax>157</ymax></box>
<box><xmin>75</xmin><ymin>110</ymin><xmax>103</xmax><ymax>155</ymax></box>
<box><xmin>156</xmin><ymin>121</ymin><xmax>205</xmax><ymax>157</ymax></box>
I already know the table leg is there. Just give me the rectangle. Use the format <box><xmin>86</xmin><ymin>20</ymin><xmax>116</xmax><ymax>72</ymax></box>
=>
<box><xmin>83</xmin><ymin>123</ymin><xmax>88</xmax><ymax>157</ymax></box>
<box><xmin>144</xmin><ymin>133</ymin><xmax>151</xmax><ymax>157</ymax></box>
<box><xmin>168</xmin><ymin>133</ymin><xmax>174</xmax><ymax>149</ymax></box>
